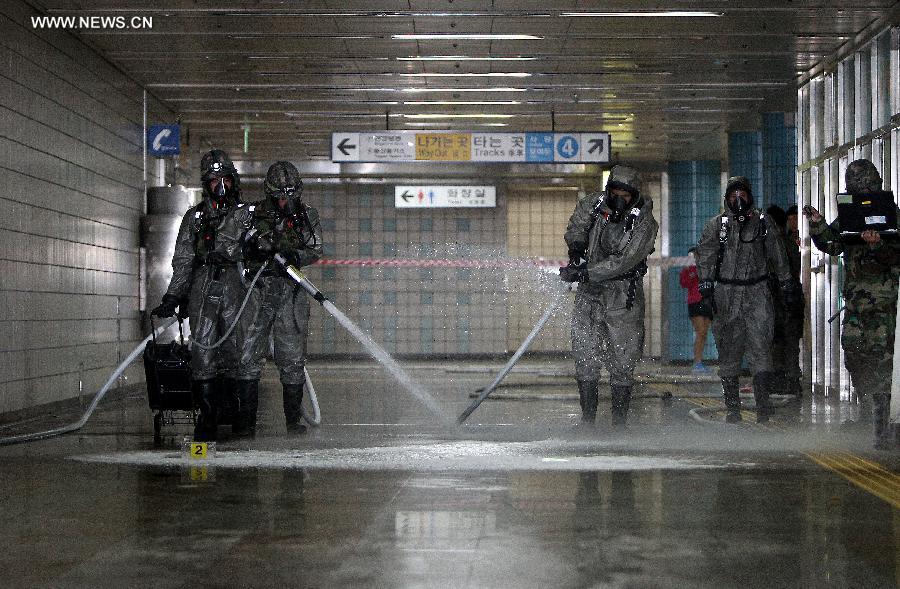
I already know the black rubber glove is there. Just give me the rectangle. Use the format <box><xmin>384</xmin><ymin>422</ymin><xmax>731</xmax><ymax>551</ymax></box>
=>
<box><xmin>559</xmin><ymin>264</ymin><xmax>588</xmax><ymax>283</ymax></box>
<box><xmin>152</xmin><ymin>294</ymin><xmax>179</xmax><ymax>318</ymax></box>
<box><xmin>280</xmin><ymin>249</ymin><xmax>305</xmax><ymax>268</ymax></box>
<box><xmin>567</xmin><ymin>244</ymin><xmax>586</xmax><ymax>266</ymax></box>
<box><xmin>698</xmin><ymin>280</ymin><xmax>715</xmax><ymax>301</ymax></box>
<box><xmin>245</xmin><ymin>228</ymin><xmax>275</xmax><ymax>254</ymax></box>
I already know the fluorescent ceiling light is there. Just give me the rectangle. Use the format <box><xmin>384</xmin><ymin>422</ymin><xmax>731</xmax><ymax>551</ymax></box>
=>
<box><xmin>402</xmin><ymin>113</ymin><xmax>515</xmax><ymax>119</ymax></box>
<box><xmin>392</xmin><ymin>34</ymin><xmax>542</xmax><ymax>40</ymax></box>
<box><xmin>401</xmin><ymin>87</ymin><xmax>527</xmax><ymax>93</ymax></box>
<box><xmin>560</xmin><ymin>11</ymin><xmax>722</xmax><ymax>17</ymax></box>
<box><xmin>405</xmin><ymin>122</ymin><xmax>509</xmax><ymax>127</ymax></box>
<box><xmin>399</xmin><ymin>72</ymin><xmax>532</xmax><ymax>77</ymax></box>
<box><xmin>398</xmin><ymin>56</ymin><xmax>536</xmax><ymax>61</ymax></box>
<box><xmin>403</xmin><ymin>101</ymin><xmax>521</xmax><ymax>105</ymax></box>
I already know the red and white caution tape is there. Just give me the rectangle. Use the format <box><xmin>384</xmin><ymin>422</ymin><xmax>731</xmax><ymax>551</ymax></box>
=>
<box><xmin>312</xmin><ymin>256</ymin><xmax>691</xmax><ymax>269</ymax></box>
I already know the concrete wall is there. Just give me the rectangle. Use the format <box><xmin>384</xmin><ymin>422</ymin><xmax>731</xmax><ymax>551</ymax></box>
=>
<box><xmin>0</xmin><ymin>1</ymin><xmax>170</xmax><ymax>413</ymax></box>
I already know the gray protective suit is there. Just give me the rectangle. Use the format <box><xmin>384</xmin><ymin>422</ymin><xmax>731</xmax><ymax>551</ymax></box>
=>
<box><xmin>565</xmin><ymin>195</ymin><xmax>658</xmax><ymax>387</ymax></box>
<box><xmin>164</xmin><ymin>199</ymin><xmax>241</xmax><ymax>380</ymax></box>
<box><xmin>695</xmin><ymin>210</ymin><xmax>791</xmax><ymax>378</ymax></box>
<box><xmin>216</xmin><ymin>198</ymin><xmax>323</xmax><ymax>385</ymax></box>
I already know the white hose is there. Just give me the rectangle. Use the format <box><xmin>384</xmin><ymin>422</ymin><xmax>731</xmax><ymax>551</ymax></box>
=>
<box><xmin>0</xmin><ymin>317</ymin><xmax>178</xmax><ymax>446</ymax></box>
<box><xmin>299</xmin><ymin>366</ymin><xmax>321</xmax><ymax>426</ymax></box>
<box><xmin>192</xmin><ymin>262</ymin><xmax>268</xmax><ymax>351</ymax></box>
<box><xmin>457</xmin><ymin>292</ymin><xmax>565</xmax><ymax>424</ymax></box>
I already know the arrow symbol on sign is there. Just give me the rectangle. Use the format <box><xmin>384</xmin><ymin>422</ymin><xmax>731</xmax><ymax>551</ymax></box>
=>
<box><xmin>337</xmin><ymin>138</ymin><xmax>356</xmax><ymax>155</ymax></box>
<box><xmin>400</xmin><ymin>190</ymin><xmax>413</xmax><ymax>202</ymax></box>
<box><xmin>588</xmin><ymin>139</ymin><xmax>605</xmax><ymax>154</ymax></box>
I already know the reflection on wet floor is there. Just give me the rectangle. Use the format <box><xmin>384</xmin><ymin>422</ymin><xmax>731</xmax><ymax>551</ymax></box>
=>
<box><xmin>0</xmin><ymin>359</ymin><xmax>897</xmax><ymax>588</ymax></box>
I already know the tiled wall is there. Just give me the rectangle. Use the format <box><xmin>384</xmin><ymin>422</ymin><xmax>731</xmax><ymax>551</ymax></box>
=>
<box><xmin>666</xmin><ymin>161</ymin><xmax>721</xmax><ymax>361</ymax></box>
<box><xmin>728</xmin><ymin>114</ymin><xmax>798</xmax><ymax>211</ymax></box>
<box><xmin>728</xmin><ymin>131</ymin><xmax>764</xmax><ymax>200</ymax></box>
<box><xmin>300</xmin><ymin>182</ymin><xmax>511</xmax><ymax>356</ymax></box>
<box><xmin>0</xmin><ymin>2</ymin><xmax>171</xmax><ymax>412</ymax></box>
<box><xmin>762</xmin><ymin>112</ymin><xmax>798</xmax><ymax>210</ymax></box>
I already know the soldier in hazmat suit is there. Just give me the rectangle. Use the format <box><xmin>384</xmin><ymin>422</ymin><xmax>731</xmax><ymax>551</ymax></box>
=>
<box><xmin>804</xmin><ymin>159</ymin><xmax>899</xmax><ymax>450</ymax></box>
<box><xmin>216</xmin><ymin>161</ymin><xmax>323</xmax><ymax>437</ymax></box>
<box><xmin>151</xmin><ymin>149</ymin><xmax>243</xmax><ymax>441</ymax></box>
<box><xmin>560</xmin><ymin>164</ymin><xmax>659</xmax><ymax>426</ymax></box>
<box><xmin>694</xmin><ymin>176</ymin><xmax>796</xmax><ymax>423</ymax></box>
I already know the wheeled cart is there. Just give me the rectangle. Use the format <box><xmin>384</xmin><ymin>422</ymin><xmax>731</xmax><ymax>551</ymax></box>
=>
<box><xmin>143</xmin><ymin>317</ymin><xmax>196</xmax><ymax>440</ymax></box>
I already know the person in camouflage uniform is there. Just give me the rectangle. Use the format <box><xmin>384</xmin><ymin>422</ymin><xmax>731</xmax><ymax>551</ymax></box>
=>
<box><xmin>694</xmin><ymin>177</ymin><xmax>795</xmax><ymax>423</ymax></box>
<box><xmin>216</xmin><ymin>161</ymin><xmax>323</xmax><ymax>437</ymax></box>
<box><xmin>560</xmin><ymin>164</ymin><xmax>659</xmax><ymax>426</ymax></box>
<box><xmin>805</xmin><ymin>159</ymin><xmax>899</xmax><ymax>450</ymax></box>
<box><xmin>152</xmin><ymin>149</ymin><xmax>243</xmax><ymax>441</ymax></box>
<box><xmin>766</xmin><ymin>205</ymin><xmax>805</xmax><ymax>397</ymax></box>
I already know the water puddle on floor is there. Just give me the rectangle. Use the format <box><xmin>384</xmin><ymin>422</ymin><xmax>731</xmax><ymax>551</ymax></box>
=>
<box><xmin>72</xmin><ymin>440</ymin><xmax>751</xmax><ymax>472</ymax></box>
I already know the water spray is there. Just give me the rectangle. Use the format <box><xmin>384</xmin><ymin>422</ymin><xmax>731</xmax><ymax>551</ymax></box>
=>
<box><xmin>272</xmin><ymin>253</ymin><xmax>450</xmax><ymax>423</ymax></box>
<box><xmin>457</xmin><ymin>285</ymin><xmax>572</xmax><ymax>424</ymax></box>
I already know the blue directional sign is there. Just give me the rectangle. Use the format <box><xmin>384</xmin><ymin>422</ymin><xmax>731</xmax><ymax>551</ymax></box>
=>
<box><xmin>148</xmin><ymin>124</ymin><xmax>181</xmax><ymax>156</ymax></box>
<box><xmin>331</xmin><ymin>131</ymin><xmax>610</xmax><ymax>163</ymax></box>
<box><xmin>525</xmin><ymin>133</ymin><xmax>554</xmax><ymax>162</ymax></box>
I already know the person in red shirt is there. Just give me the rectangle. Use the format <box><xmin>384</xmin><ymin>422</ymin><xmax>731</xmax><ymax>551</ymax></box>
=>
<box><xmin>679</xmin><ymin>247</ymin><xmax>713</xmax><ymax>373</ymax></box>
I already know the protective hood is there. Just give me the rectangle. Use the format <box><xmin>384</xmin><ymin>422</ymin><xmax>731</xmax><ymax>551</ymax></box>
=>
<box><xmin>845</xmin><ymin>159</ymin><xmax>882</xmax><ymax>195</ymax></box>
<box><xmin>724</xmin><ymin>175</ymin><xmax>753</xmax><ymax>221</ymax></box>
<box><xmin>200</xmin><ymin>149</ymin><xmax>240</xmax><ymax>205</ymax></box>
<box><xmin>604</xmin><ymin>164</ymin><xmax>643</xmax><ymax>222</ymax></box>
<box><xmin>264</xmin><ymin>160</ymin><xmax>304</xmax><ymax>217</ymax></box>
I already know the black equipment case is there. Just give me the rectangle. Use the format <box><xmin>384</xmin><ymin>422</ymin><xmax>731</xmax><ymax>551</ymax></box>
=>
<box><xmin>836</xmin><ymin>190</ymin><xmax>898</xmax><ymax>243</ymax></box>
<box><xmin>143</xmin><ymin>317</ymin><xmax>195</xmax><ymax>438</ymax></box>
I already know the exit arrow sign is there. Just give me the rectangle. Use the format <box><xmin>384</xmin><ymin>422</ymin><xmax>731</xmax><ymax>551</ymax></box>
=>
<box><xmin>331</xmin><ymin>133</ymin><xmax>359</xmax><ymax>161</ymax></box>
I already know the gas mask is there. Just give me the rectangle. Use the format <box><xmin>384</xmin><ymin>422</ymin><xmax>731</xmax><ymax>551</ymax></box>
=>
<box><xmin>209</xmin><ymin>177</ymin><xmax>229</xmax><ymax>204</ymax></box>
<box><xmin>604</xmin><ymin>181</ymin><xmax>640</xmax><ymax>223</ymax></box>
<box><xmin>272</xmin><ymin>185</ymin><xmax>303</xmax><ymax>218</ymax></box>
<box><xmin>725</xmin><ymin>191</ymin><xmax>752</xmax><ymax>222</ymax></box>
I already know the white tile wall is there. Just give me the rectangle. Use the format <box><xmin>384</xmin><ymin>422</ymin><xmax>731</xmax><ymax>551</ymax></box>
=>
<box><xmin>0</xmin><ymin>2</ymin><xmax>171</xmax><ymax>413</ymax></box>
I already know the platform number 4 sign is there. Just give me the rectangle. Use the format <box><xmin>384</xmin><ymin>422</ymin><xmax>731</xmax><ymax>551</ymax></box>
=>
<box><xmin>555</xmin><ymin>135</ymin><xmax>579</xmax><ymax>160</ymax></box>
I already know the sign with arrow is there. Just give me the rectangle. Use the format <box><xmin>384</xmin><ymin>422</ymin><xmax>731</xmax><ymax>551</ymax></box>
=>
<box><xmin>331</xmin><ymin>132</ymin><xmax>360</xmax><ymax>161</ymax></box>
<box><xmin>579</xmin><ymin>133</ymin><xmax>610</xmax><ymax>162</ymax></box>
<box><xmin>332</xmin><ymin>131</ymin><xmax>610</xmax><ymax>163</ymax></box>
<box><xmin>395</xmin><ymin>186</ymin><xmax>496</xmax><ymax>208</ymax></box>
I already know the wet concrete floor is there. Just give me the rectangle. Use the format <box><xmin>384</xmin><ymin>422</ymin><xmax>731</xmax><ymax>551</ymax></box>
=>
<box><xmin>0</xmin><ymin>359</ymin><xmax>898</xmax><ymax>588</ymax></box>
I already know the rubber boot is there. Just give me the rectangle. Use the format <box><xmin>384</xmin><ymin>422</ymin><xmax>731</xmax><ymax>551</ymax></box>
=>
<box><xmin>232</xmin><ymin>380</ymin><xmax>259</xmax><ymax>438</ymax></box>
<box><xmin>283</xmin><ymin>382</ymin><xmax>307</xmax><ymax>435</ymax></box>
<box><xmin>610</xmin><ymin>385</ymin><xmax>632</xmax><ymax>426</ymax></box>
<box><xmin>722</xmin><ymin>376</ymin><xmax>742</xmax><ymax>423</ymax></box>
<box><xmin>872</xmin><ymin>393</ymin><xmax>893</xmax><ymax>450</ymax></box>
<box><xmin>193</xmin><ymin>379</ymin><xmax>219</xmax><ymax>442</ymax></box>
<box><xmin>577</xmin><ymin>380</ymin><xmax>599</xmax><ymax>424</ymax></box>
<box><xmin>218</xmin><ymin>377</ymin><xmax>239</xmax><ymax>426</ymax></box>
<box><xmin>753</xmin><ymin>372</ymin><xmax>775</xmax><ymax>424</ymax></box>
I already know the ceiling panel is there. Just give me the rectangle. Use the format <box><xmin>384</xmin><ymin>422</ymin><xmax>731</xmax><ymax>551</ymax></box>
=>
<box><xmin>39</xmin><ymin>1</ymin><xmax>899</xmax><ymax>165</ymax></box>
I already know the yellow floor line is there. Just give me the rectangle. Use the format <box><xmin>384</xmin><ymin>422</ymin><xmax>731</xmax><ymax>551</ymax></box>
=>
<box><xmin>805</xmin><ymin>453</ymin><xmax>900</xmax><ymax>509</ymax></box>
<box><xmin>819</xmin><ymin>452</ymin><xmax>900</xmax><ymax>495</ymax></box>
<box><xmin>676</xmin><ymin>389</ymin><xmax>900</xmax><ymax>508</ymax></box>
<box><xmin>831</xmin><ymin>451</ymin><xmax>900</xmax><ymax>486</ymax></box>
